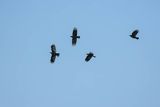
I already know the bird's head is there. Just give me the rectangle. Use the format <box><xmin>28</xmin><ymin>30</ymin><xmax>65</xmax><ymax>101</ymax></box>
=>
<box><xmin>86</xmin><ymin>53</ymin><xmax>89</xmax><ymax>55</ymax></box>
<box><xmin>89</xmin><ymin>52</ymin><xmax>93</xmax><ymax>55</ymax></box>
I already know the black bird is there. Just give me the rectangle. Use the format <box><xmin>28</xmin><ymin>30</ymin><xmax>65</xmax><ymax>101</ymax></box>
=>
<box><xmin>130</xmin><ymin>29</ymin><xmax>139</xmax><ymax>40</ymax></box>
<box><xmin>70</xmin><ymin>27</ymin><xmax>80</xmax><ymax>46</ymax></box>
<box><xmin>50</xmin><ymin>44</ymin><xmax>60</xmax><ymax>63</ymax></box>
<box><xmin>85</xmin><ymin>52</ymin><xmax>96</xmax><ymax>62</ymax></box>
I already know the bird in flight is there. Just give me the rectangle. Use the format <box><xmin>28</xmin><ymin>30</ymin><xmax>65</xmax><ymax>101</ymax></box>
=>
<box><xmin>70</xmin><ymin>27</ymin><xmax>80</xmax><ymax>46</ymax></box>
<box><xmin>85</xmin><ymin>52</ymin><xmax>96</xmax><ymax>62</ymax></box>
<box><xmin>130</xmin><ymin>29</ymin><xmax>139</xmax><ymax>40</ymax></box>
<box><xmin>50</xmin><ymin>44</ymin><xmax>60</xmax><ymax>63</ymax></box>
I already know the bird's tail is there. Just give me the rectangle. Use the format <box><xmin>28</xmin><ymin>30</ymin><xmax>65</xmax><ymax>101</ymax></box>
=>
<box><xmin>77</xmin><ymin>36</ymin><xmax>80</xmax><ymax>39</ymax></box>
<box><xmin>56</xmin><ymin>53</ymin><xmax>60</xmax><ymax>57</ymax></box>
<box><xmin>85</xmin><ymin>59</ymin><xmax>89</xmax><ymax>62</ymax></box>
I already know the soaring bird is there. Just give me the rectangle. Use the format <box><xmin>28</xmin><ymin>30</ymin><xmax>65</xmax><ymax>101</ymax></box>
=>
<box><xmin>130</xmin><ymin>29</ymin><xmax>139</xmax><ymax>40</ymax></box>
<box><xmin>70</xmin><ymin>27</ymin><xmax>80</xmax><ymax>46</ymax></box>
<box><xmin>85</xmin><ymin>52</ymin><xmax>96</xmax><ymax>62</ymax></box>
<box><xmin>50</xmin><ymin>44</ymin><xmax>60</xmax><ymax>63</ymax></box>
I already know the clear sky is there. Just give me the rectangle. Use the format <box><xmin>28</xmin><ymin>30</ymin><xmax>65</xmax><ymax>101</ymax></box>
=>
<box><xmin>0</xmin><ymin>0</ymin><xmax>160</xmax><ymax>107</ymax></box>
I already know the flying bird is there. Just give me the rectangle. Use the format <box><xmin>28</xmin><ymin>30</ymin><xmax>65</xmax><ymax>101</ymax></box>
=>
<box><xmin>50</xmin><ymin>44</ymin><xmax>60</xmax><ymax>63</ymax></box>
<box><xmin>70</xmin><ymin>27</ymin><xmax>80</xmax><ymax>46</ymax></box>
<box><xmin>130</xmin><ymin>29</ymin><xmax>139</xmax><ymax>40</ymax></box>
<box><xmin>85</xmin><ymin>52</ymin><xmax>96</xmax><ymax>62</ymax></box>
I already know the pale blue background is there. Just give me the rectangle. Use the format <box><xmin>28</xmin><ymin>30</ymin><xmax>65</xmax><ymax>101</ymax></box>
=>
<box><xmin>0</xmin><ymin>0</ymin><xmax>160</xmax><ymax>107</ymax></box>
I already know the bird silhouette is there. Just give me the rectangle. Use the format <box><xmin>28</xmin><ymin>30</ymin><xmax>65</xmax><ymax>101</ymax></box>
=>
<box><xmin>85</xmin><ymin>52</ymin><xmax>96</xmax><ymax>62</ymax></box>
<box><xmin>130</xmin><ymin>29</ymin><xmax>139</xmax><ymax>40</ymax></box>
<box><xmin>70</xmin><ymin>27</ymin><xmax>80</xmax><ymax>46</ymax></box>
<box><xmin>50</xmin><ymin>44</ymin><xmax>60</xmax><ymax>63</ymax></box>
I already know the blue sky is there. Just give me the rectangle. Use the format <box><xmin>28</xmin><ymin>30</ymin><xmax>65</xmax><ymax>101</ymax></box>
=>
<box><xmin>0</xmin><ymin>0</ymin><xmax>160</xmax><ymax>107</ymax></box>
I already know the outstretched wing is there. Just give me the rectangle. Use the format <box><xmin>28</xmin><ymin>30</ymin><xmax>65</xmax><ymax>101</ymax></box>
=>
<box><xmin>132</xmin><ymin>30</ymin><xmax>139</xmax><ymax>36</ymax></box>
<box><xmin>50</xmin><ymin>54</ymin><xmax>56</xmax><ymax>63</ymax></box>
<box><xmin>51</xmin><ymin>44</ymin><xmax>56</xmax><ymax>52</ymax></box>
<box><xmin>72</xmin><ymin>27</ymin><xmax>77</xmax><ymax>36</ymax></box>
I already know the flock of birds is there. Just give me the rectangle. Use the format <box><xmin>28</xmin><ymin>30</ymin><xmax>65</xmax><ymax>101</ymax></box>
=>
<box><xmin>50</xmin><ymin>27</ymin><xmax>139</xmax><ymax>63</ymax></box>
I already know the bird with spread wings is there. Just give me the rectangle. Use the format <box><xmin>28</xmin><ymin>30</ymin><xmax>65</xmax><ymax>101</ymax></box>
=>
<box><xmin>130</xmin><ymin>29</ymin><xmax>139</xmax><ymax>40</ymax></box>
<box><xmin>85</xmin><ymin>52</ymin><xmax>96</xmax><ymax>62</ymax></box>
<box><xmin>70</xmin><ymin>27</ymin><xmax>80</xmax><ymax>46</ymax></box>
<box><xmin>50</xmin><ymin>44</ymin><xmax>60</xmax><ymax>63</ymax></box>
